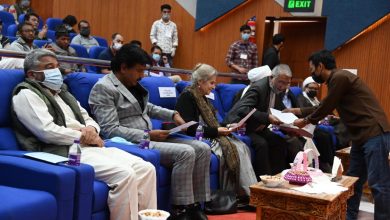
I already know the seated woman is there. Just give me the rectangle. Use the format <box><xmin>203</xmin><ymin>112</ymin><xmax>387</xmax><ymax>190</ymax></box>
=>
<box><xmin>176</xmin><ymin>63</ymin><xmax>257</xmax><ymax>203</ymax></box>
<box><xmin>149</xmin><ymin>45</ymin><xmax>182</xmax><ymax>83</ymax></box>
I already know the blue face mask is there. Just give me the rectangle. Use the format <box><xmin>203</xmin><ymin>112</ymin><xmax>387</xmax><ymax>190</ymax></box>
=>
<box><xmin>152</xmin><ymin>53</ymin><xmax>161</xmax><ymax>62</ymax></box>
<box><xmin>40</xmin><ymin>68</ymin><xmax>63</xmax><ymax>92</ymax></box>
<box><xmin>241</xmin><ymin>33</ymin><xmax>250</xmax><ymax>41</ymax></box>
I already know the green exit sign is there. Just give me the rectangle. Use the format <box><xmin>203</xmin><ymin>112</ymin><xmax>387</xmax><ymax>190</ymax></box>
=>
<box><xmin>284</xmin><ymin>0</ymin><xmax>315</xmax><ymax>12</ymax></box>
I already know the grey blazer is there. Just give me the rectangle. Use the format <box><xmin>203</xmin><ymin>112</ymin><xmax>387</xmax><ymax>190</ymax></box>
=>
<box><xmin>89</xmin><ymin>73</ymin><xmax>174</xmax><ymax>142</ymax></box>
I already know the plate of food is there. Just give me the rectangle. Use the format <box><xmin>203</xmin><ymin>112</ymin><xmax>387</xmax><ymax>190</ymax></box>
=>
<box><xmin>138</xmin><ymin>209</ymin><xmax>170</xmax><ymax>220</ymax></box>
<box><xmin>260</xmin><ymin>175</ymin><xmax>285</xmax><ymax>188</ymax></box>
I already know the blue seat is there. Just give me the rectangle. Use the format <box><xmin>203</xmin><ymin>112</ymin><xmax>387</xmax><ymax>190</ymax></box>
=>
<box><xmin>215</xmin><ymin>83</ymin><xmax>246</xmax><ymax>119</ymax></box>
<box><xmin>33</xmin><ymin>39</ymin><xmax>51</xmax><ymax>48</ymax></box>
<box><xmin>46</xmin><ymin>30</ymin><xmax>56</xmax><ymax>42</ymax></box>
<box><xmin>0</xmin><ymin>155</ymin><xmax>76</xmax><ymax>220</ymax></box>
<box><xmin>88</xmin><ymin>46</ymin><xmax>107</xmax><ymax>73</ymax></box>
<box><xmin>46</xmin><ymin>17</ymin><xmax>63</xmax><ymax>30</ymax></box>
<box><xmin>70</xmin><ymin>44</ymin><xmax>89</xmax><ymax>58</ymax></box>
<box><xmin>289</xmin><ymin>86</ymin><xmax>302</xmax><ymax>97</ymax></box>
<box><xmin>0</xmin><ymin>11</ymin><xmax>15</xmax><ymax>36</ymax></box>
<box><xmin>175</xmin><ymin>80</ymin><xmax>191</xmax><ymax>93</ymax></box>
<box><xmin>140</xmin><ymin>76</ymin><xmax>179</xmax><ymax>110</ymax></box>
<box><xmin>93</xmin><ymin>36</ymin><xmax>108</xmax><ymax>47</ymax></box>
<box><xmin>6</xmin><ymin>36</ymin><xmax>17</xmax><ymax>43</ymax></box>
<box><xmin>18</xmin><ymin>14</ymin><xmax>44</xmax><ymax>29</ymax></box>
<box><xmin>6</xmin><ymin>23</ymin><xmax>17</xmax><ymax>37</ymax></box>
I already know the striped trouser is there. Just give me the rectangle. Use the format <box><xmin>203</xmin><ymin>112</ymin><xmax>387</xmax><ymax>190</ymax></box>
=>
<box><xmin>150</xmin><ymin>137</ymin><xmax>211</xmax><ymax>205</ymax></box>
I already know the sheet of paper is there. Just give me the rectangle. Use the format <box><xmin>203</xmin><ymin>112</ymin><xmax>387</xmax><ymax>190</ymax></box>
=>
<box><xmin>229</xmin><ymin>108</ymin><xmax>257</xmax><ymax>130</ymax></box>
<box><xmin>158</xmin><ymin>87</ymin><xmax>176</xmax><ymax>98</ymax></box>
<box><xmin>24</xmin><ymin>152</ymin><xmax>68</xmax><ymax>164</ymax></box>
<box><xmin>205</xmin><ymin>92</ymin><xmax>215</xmax><ymax>100</ymax></box>
<box><xmin>270</xmin><ymin>108</ymin><xmax>298</xmax><ymax>124</ymax></box>
<box><xmin>169</xmin><ymin>121</ymin><xmax>197</xmax><ymax>134</ymax></box>
<box><xmin>278</xmin><ymin>123</ymin><xmax>315</xmax><ymax>138</ymax></box>
<box><xmin>331</xmin><ymin>156</ymin><xmax>343</xmax><ymax>178</ymax></box>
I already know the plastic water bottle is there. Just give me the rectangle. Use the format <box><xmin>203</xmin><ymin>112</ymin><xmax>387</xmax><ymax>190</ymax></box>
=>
<box><xmin>195</xmin><ymin>124</ymin><xmax>204</xmax><ymax>141</ymax></box>
<box><xmin>68</xmin><ymin>140</ymin><xmax>81</xmax><ymax>166</ymax></box>
<box><xmin>238</xmin><ymin>124</ymin><xmax>246</xmax><ymax>136</ymax></box>
<box><xmin>139</xmin><ymin>130</ymin><xmax>150</xmax><ymax>149</ymax></box>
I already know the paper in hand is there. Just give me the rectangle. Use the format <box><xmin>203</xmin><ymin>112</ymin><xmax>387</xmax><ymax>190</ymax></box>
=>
<box><xmin>270</xmin><ymin>108</ymin><xmax>298</xmax><ymax>124</ymax></box>
<box><xmin>169</xmin><ymin>121</ymin><xmax>197</xmax><ymax>134</ymax></box>
<box><xmin>24</xmin><ymin>152</ymin><xmax>69</xmax><ymax>164</ymax></box>
<box><xmin>228</xmin><ymin>108</ymin><xmax>257</xmax><ymax>130</ymax></box>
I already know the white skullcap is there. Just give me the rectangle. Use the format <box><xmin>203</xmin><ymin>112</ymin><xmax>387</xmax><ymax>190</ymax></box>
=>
<box><xmin>248</xmin><ymin>65</ymin><xmax>272</xmax><ymax>82</ymax></box>
<box><xmin>302</xmin><ymin>76</ymin><xmax>318</xmax><ymax>88</ymax></box>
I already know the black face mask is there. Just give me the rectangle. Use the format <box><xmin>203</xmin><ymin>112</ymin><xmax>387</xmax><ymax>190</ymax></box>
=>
<box><xmin>307</xmin><ymin>90</ymin><xmax>317</xmax><ymax>98</ymax></box>
<box><xmin>311</xmin><ymin>72</ymin><xmax>325</xmax><ymax>84</ymax></box>
<box><xmin>80</xmin><ymin>28</ymin><xmax>90</xmax><ymax>37</ymax></box>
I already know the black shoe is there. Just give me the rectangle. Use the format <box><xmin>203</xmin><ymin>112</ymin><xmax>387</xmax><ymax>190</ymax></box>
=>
<box><xmin>236</xmin><ymin>195</ymin><xmax>249</xmax><ymax>209</ymax></box>
<box><xmin>189</xmin><ymin>203</ymin><xmax>208</xmax><ymax>220</ymax></box>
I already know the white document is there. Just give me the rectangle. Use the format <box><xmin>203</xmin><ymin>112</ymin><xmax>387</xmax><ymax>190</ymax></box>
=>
<box><xmin>205</xmin><ymin>92</ymin><xmax>215</xmax><ymax>100</ymax></box>
<box><xmin>331</xmin><ymin>156</ymin><xmax>344</xmax><ymax>178</ymax></box>
<box><xmin>229</xmin><ymin>108</ymin><xmax>257</xmax><ymax>130</ymax></box>
<box><xmin>169</xmin><ymin>121</ymin><xmax>197</xmax><ymax>134</ymax></box>
<box><xmin>270</xmin><ymin>108</ymin><xmax>298</xmax><ymax>124</ymax></box>
<box><xmin>279</xmin><ymin>123</ymin><xmax>315</xmax><ymax>138</ymax></box>
<box><xmin>24</xmin><ymin>152</ymin><xmax>68</xmax><ymax>164</ymax></box>
<box><xmin>158</xmin><ymin>87</ymin><xmax>176</xmax><ymax>98</ymax></box>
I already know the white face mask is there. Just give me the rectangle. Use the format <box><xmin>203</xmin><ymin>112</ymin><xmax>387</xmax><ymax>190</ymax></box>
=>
<box><xmin>40</xmin><ymin>68</ymin><xmax>63</xmax><ymax>92</ymax></box>
<box><xmin>112</xmin><ymin>42</ymin><xmax>122</xmax><ymax>51</ymax></box>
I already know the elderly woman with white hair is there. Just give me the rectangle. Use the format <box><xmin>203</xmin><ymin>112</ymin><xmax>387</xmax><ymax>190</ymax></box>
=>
<box><xmin>175</xmin><ymin>63</ymin><xmax>257</xmax><ymax>205</ymax></box>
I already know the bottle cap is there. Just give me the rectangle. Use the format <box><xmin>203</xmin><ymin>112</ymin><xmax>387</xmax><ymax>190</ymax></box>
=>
<box><xmin>74</xmin><ymin>140</ymin><xmax>80</xmax><ymax>144</ymax></box>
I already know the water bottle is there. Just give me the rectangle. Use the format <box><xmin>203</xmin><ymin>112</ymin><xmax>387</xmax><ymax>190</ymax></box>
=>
<box><xmin>195</xmin><ymin>124</ymin><xmax>204</xmax><ymax>141</ymax></box>
<box><xmin>68</xmin><ymin>140</ymin><xmax>81</xmax><ymax>166</ymax></box>
<box><xmin>139</xmin><ymin>130</ymin><xmax>150</xmax><ymax>149</ymax></box>
<box><xmin>238</xmin><ymin>124</ymin><xmax>246</xmax><ymax>136</ymax></box>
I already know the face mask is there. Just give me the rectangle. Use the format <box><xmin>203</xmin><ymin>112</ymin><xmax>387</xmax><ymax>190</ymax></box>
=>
<box><xmin>64</xmin><ymin>24</ymin><xmax>73</xmax><ymax>31</ymax></box>
<box><xmin>311</xmin><ymin>71</ymin><xmax>325</xmax><ymax>84</ymax></box>
<box><xmin>21</xmin><ymin>0</ymin><xmax>30</xmax><ymax>7</ymax></box>
<box><xmin>152</xmin><ymin>53</ymin><xmax>161</xmax><ymax>62</ymax></box>
<box><xmin>112</xmin><ymin>42</ymin><xmax>122</xmax><ymax>51</ymax></box>
<box><xmin>162</xmin><ymin>14</ymin><xmax>170</xmax><ymax>21</ymax></box>
<box><xmin>307</xmin><ymin>90</ymin><xmax>317</xmax><ymax>98</ymax></box>
<box><xmin>80</xmin><ymin>28</ymin><xmax>90</xmax><ymax>37</ymax></box>
<box><xmin>241</xmin><ymin>33</ymin><xmax>250</xmax><ymax>41</ymax></box>
<box><xmin>40</xmin><ymin>68</ymin><xmax>63</xmax><ymax>92</ymax></box>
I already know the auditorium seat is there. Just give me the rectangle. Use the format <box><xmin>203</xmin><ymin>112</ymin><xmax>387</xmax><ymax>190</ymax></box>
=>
<box><xmin>70</xmin><ymin>44</ymin><xmax>89</xmax><ymax>58</ymax></box>
<box><xmin>33</xmin><ymin>39</ymin><xmax>51</xmax><ymax>48</ymax></box>
<box><xmin>6</xmin><ymin>24</ymin><xmax>17</xmax><ymax>37</ymax></box>
<box><xmin>0</xmin><ymin>11</ymin><xmax>15</xmax><ymax>36</ymax></box>
<box><xmin>46</xmin><ymin>17</ymin><xmax>63</xmax><ymax>30</ymax></box>
<box><xmin>93</xmin><ymin>36</ymin><xmax>108</xmax><ymax>47</ymax></box>
<box><xmin>87</xmin><ymin>46</ymin><xmax>107</xmax><ymax>72</ymax></box>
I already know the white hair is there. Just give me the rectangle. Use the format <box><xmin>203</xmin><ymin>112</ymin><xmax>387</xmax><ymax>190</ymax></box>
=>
<box><xmin>271</xmin><ymin>64</ymin><xmax>292</xmax><ymax>78</ymax></box>
<box><xmin>191</xmin><ymin>63</ymin><xmax>217</xmax><ymax>84</ymax></box>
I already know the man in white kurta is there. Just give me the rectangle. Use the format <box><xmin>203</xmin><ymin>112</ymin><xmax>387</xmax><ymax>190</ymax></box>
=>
<box><xmin>12</xmin><ymin>49</ymin><xmax>156</xmax><ymax>220</ymax></box>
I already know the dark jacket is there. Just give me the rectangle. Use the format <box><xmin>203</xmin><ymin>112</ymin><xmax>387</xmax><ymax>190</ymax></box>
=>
<box><xmin>223</xmin><ymin>77</ymin><xmax>285</xmax><ymax>133</ymax></box>
<box><xmin>262</xmin><ymin>46</ymin><xmax>279</xmax><ymax>70</ymax></box>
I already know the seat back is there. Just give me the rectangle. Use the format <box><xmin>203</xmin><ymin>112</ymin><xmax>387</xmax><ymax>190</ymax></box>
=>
<box><xmin>93</xmin><ymin>36</ymin><xmax>108</xmax><ymax>47</ymax></box>
<box><xmin>0</xmin><ymin>11</ymin><xmax>15</xmax><ymax>36</ymax></box>
<box><xmin>175</xmin><ymin>80</ymin><xmax>191</xmax><ymax>93</ymax></box>
<box><xmin>46</xmin><ymin>17</ymin><xmax>63</xmax><ymax>30</ymax></box>
<box><xmin>33</xmin><ymin>39</ymin><xmax>51</xmax><ymax>48</ymax></box>
<box><xmin>289</xmin><ymin>86</ymin><xmax>303</xmax><ymax>97</ymax></box>
<box><xmin>6</xmin><ymin>23</ymin><xmax>17</xmax><ymax>37</ymax></box>
<box><xmin>87</xmin><ymin>46</ymin><xmax>107</xmax><ymax>73</ymax></box>
<box><xmin>0</xmin><ymin>70</ymin><xmax>25</xmax><ymax>151</ymax></box>
<box><xmin>215</xmin><ymin>83</ymin><xmax>246</xmax><ymax>118</ymax></box>
<box><xmin>7</xmin><ymin>36</ymin><xmax>17</xmax><ymax>43</ymax></box>
<box><xmin>64</xmin><ymin>72</ymin><xmax>104</xmax><ymax>115</ymax></box>
<box><xmin>140</xmin><ymin>76</ymin><xmax>178</xmax><ymax>110</ymax></box>
<box><xmin>70</xmin><ymin>44</ymin><xmax>89</xmax><ymax>58</ymax></box>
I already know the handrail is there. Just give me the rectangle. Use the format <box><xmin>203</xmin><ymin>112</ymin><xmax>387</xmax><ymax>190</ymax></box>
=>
<box><xmin>0</xmin><ymin>48</ymin><xmax>247</xmax><ymax>79</ymax></box>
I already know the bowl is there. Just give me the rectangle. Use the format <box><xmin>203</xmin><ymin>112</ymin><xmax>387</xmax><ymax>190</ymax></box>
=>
<box><xmin>260</xmin><ymin>175</ymin><xmax>284</xmax><ymax>188</ymax></box>
<box><xmin>138</xmin><ymin>209</ymin><xmax>170</xmax><ymax>220</ymax></box>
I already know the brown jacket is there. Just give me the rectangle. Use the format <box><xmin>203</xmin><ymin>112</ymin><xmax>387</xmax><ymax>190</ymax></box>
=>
<box><xmin>301</xmin><ymin>69</ymin><xmax>390</xmax><ymax>146</ymax></box>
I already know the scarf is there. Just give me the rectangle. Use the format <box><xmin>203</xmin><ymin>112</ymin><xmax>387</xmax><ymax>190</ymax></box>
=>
<box><xmin>188</xmin><ymin>85</ymin><xmax>240</xmax><ymax>176</ymax></box>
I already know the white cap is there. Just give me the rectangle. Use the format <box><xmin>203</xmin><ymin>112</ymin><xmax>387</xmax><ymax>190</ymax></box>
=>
<box><xmin>302</xmin><ymin>76</ymin><xmax>318</xmax><ymax>88</ymax></box>
<box><xmin>248</xmin><ymin>65</ymin><xmax>272</xmax><ymax>82</ymax></box>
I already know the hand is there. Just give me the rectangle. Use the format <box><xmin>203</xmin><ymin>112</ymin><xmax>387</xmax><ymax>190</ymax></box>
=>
<box><xmin>236</xmin><ymin>66</ymin><xmax>248</xmax><ymax>74</ymax></box>
<box><xmin>80</xmin><ymin>126</ymin><xmax>104</xmax><ymax>147</ymax></box>
<box><xmin>218</xmin><ymin>127</ymin><xmax>231</xmax><ymax>136</ymax></box>
<box><xmin>293</xmin><ymin>118</ymin><xmax>307</xmax><ymax>128</ymax></box>
<box><xmin>268</xmin><ymin>114</ymin><xmax>282</xmax><ymax>125</ymax></box>
<box><xmin>173</xmin><ymin>112</ymin><xmax>185</xmax><ymax>125</ymax></box>
<box><xmin>171</xmin><ymin>47</ymin><xmax>176</xmax><ymax>57</ymax></box>
<box><xmin>282</xmin><ymin>108</ymin><xmax>302</xmax><ymax>116</ymax></box>
<box><xmin>149</xmin><ymin>130</ymin><xmax>169</xmax><ymax>141</ymax></box>
<box><xmin>43</xmin><ymin>43</ymin><xmax>54</xmax><ymax>52</ymax></box>
<box><xmin>227</xmin><ymin>123</ymin><xmax>238</xmax><ymax>131</ymax></box>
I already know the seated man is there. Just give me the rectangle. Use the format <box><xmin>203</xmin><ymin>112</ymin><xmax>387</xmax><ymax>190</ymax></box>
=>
<box><xmin>89</xmin><ymin>44</ymin><xmax>210</xmax><ymax>220</ymax></box>
<box><xmin>50</xmin><ymin>25</ymin><xmax>84</xmax><ymax>74</ymax></box>
<box><xmin>224</xmin><ymin>64</ymin><xmax>304</xmax><ymax>177</ymax></box>
<box><xmin>12</xmin><ymin>49</ymin><xmax>156</xmax><ymax>220</ymax></box>
<box><xmin>71</xmin><ymin>20</ymin><xmax>99</xmax><ymax>52</ymax></box>
<box><xmin>98</xmin><ymin>33</ymin><xmax>124</xmax><ymax>74</ymax></box>
<box><xmin>0</xmin><ymin>22</ymin><xmax>38</xmax><ymax>69</ymax></box>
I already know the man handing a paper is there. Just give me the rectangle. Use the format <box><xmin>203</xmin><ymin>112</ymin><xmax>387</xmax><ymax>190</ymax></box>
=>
<box><xmin>224</xmin><ymin>64</ymin><xmax>305</xmax><ymax>178</ymax></box>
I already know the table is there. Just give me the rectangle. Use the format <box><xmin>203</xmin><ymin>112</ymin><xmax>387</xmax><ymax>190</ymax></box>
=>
<box><xmin>250</xmin><ymin>175</ymin><xmax>358</xmax><ymax>220</ymax></box>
